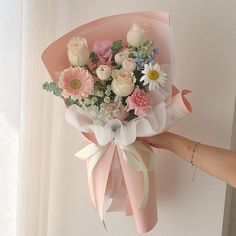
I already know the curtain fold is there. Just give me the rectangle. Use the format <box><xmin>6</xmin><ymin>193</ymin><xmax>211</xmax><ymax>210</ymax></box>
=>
<box><xmin>0</xmin><ymin>0</ymin><xmax>22</xmax><ymax>235</ymax></box>
<box><xmin>17</xmin><ymin>0</ymin><xmax>60</xmax><ymax>235</ymax></box>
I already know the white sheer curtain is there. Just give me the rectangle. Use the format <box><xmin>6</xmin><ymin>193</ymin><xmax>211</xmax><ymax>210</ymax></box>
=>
<box><xmin>0</xmin><ymin>0</ymin><xmax>22</xmax><ymax>235</ymax></box>
<box><xmin>17</xmin><ymin>0</ymin><xmax>61</xmax><ymax>235</ymax></box>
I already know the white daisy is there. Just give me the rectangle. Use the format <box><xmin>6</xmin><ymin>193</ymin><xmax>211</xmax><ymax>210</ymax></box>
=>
<box><xmin>140</xmin><ymin>63</ymin><xmax>167</xmax><ymax>91</ymax></box>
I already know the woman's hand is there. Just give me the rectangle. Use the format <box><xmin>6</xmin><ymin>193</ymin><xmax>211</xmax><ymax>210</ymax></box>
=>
<box><xmin>141</xmin><ymin>132</ymin><xmax>236</xmax><ymax>188</ymax></box>
<box><xmin>140</xmin><ymin>132</ymin><xmax>173</xmax><ymax>149</ymax></box>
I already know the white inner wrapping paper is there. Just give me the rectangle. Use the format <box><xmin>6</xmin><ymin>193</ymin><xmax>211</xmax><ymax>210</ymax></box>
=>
<box><xmin>65</xmin><ymin>87</ymin><xmax>191</xmax><ymax>146</ymax></box>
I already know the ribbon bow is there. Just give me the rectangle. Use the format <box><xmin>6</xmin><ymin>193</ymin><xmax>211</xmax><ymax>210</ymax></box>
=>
<box><xmin>74</xmin><ymin>140</ymin><xmax>157</xmax><ymax>226</ymax></box>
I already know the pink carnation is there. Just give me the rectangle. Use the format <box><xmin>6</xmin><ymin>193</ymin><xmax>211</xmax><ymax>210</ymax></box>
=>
<box><xmin>126</xmin><ymin>87</ymin><xmax>152</xmax><ymax>116</ymax></box>
<box><xmin>93</xmin><ymin>40</ymin><xmax>113</xmax><ymax>64</ymax></box>
<box><xmin>59</xmin><ymin>67</ymin><xmax>94</xmax><ymax>99</ymax></box>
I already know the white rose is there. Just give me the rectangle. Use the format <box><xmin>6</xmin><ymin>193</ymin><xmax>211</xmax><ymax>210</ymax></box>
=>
<box><xmin>96</xmin><ymin>65</ymin><xmax>111</xmax><ymax>80</ymax></box>
<box><xmin>122</xmin><ymin>58</ymin><xmax>136</xmax><ymax>71</ymax></box>
<box><xmin>111</xmin><ymin>69</ymin><xmax>136</xmax><ymax>97</ymax></box>
<box><xmin>67</xmin><ymin>37</ymin><xmax>90</xmax><ymax>66</ymax></box>
<box><xmin>127</xmin><ymin>22</ymin><xmax>149</xmax><ymax>48</ymax></box>
<box><xmin>114</xmin><ymin>51</ymin><xmax>128</xmax><ymax>65</ymax></box>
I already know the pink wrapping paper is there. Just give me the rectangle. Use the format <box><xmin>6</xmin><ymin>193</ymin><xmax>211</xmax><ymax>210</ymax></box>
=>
<box><xmin>42</xmin><ymin>11</ymin><xmax>173</xmax><ymax>85</ymax></box>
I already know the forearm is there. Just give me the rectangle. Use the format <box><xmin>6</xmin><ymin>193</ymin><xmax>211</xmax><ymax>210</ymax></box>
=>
<box><xmin>147</xmin><ymin>132</ymin><xmax>236</xmax><ymax>187</ymax></box>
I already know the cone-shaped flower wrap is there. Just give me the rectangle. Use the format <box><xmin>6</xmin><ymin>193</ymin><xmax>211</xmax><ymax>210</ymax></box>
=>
<box><xmin>42</xmin><ymin>11</ymin><xmax>192</xmax><ymax>233</ymax></box>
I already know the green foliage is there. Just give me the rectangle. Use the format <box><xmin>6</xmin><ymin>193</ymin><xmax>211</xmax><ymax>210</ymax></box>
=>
<box><xmin>89</xmin><ymin>52</ymin><xmax>99</xmax><ymax>64</ymax></box>
<box><xmin>111</xmin><ymin>61</ymin><xmax>117</xmax><ymax>67</ymax></box>
<box><xmin>124</xmin><ymin>110</ymin><xmax>138</xmax><ymax>122</ymax></box>
<box><xmin>42</xmin><ymin>81</ymin><xmax>62</xmax><ymax>96</ymax></box>
<box><xmin>112</xmin><ymin>40</ymin><xmax>122</xmax><ymax>54</ymax></box>
<box><xmin>65</xmin><ymin>97</ymin><xmax>75</xmax><ymax>106</ymax></box>
<box><xmin>111</xmin><ymin>62</ymin><xmax>122</xmax><ymax>69</ymax></box>
<box><xmin>84</xmin><ymin>64</ymin><xmax>97</xmax><ymax>76</ymax></box>
<box><xmin>128</xmin><ymin>52</ymin><xmax>135</xmax><ymax>58</ymax></box>
<box><xmin>133</xmin><ymin>70</ymin><xmax>146</xmax><ymax>89</ymax></box>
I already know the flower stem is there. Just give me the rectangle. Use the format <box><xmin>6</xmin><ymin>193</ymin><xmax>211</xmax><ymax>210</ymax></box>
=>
<box><xmin>84</xmin><ymin>64</ymin><xmax>96</xmax><ymax>76</ymax></box>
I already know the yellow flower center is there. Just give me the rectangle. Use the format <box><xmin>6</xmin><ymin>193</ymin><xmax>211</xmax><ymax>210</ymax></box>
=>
<box><xmin>70</xmin><ymin>79</ymin><xmax>81</xmax><ymax>89</ymax></box>
<box><xmin>147</xmin><ymin>70</ymin><xmax>159</xmax><ymax>80</ymax></box>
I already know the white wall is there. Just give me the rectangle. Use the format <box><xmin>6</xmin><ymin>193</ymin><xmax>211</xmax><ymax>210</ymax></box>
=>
<box><xmin>44</xmin><ymin>1</ymin><xmax>236</xmax><ymax>235</ymax></box>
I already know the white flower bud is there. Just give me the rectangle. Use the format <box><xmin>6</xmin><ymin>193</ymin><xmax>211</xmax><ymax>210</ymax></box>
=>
<box><xmin>67</xmin><ymin>37</ymin><xmax>90</xmax><ymax>66</ymax></box>
<box><xmin>96</xmin><ymin>65</ymin><xmax>111</xmax><ymax>80</ymax></box>
<box><xmin>127</xmin><ymin>22</ymin><xmax>149</xmax><ymax>48</ymax></box>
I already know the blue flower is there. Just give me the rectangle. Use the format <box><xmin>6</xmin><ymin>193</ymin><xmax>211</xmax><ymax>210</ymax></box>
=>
<box><xmin>132</xmin><ymin>41</ymin><xmax>159</xmax><ymax>71</ymax></box>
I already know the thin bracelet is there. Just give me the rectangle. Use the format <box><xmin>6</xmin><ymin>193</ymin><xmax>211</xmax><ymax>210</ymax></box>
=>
<box><xmin>190</xmin><ymin>142</ymin><xmax>200</xmax><ymax>166</ymax></box>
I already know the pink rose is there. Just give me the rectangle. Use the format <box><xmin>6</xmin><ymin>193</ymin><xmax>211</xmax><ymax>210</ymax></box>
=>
<box><xmin>126</xmin><ymin>87</ymin><xmax>152</xmax><ymax>116</ymax></box>
<box><xmin>93</xmin><ymin>40</ymin><xmax>113</xmax><ymax>64</ymax></box>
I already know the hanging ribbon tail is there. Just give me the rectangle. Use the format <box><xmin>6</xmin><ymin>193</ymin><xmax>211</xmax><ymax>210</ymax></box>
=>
<box><xmin>117</xmin><ymin>145</ymin><xmax>157</xmax><ymax>234</ymax></box>
<box><xmin>125</xmin><ymin>196</ymin><xmax>133</xmax><ymax>216</ymax></box>
<box><xmin>102</xmin><ymin>220</ymin><xmax>108</xmax><ymax>232</ymax></box>
<box><xmin>75</xmin><ymin>142</ymin><xmax>116</xmax><ymax>224</ymax></box>
<box><xmin>105</xmin><ymin>150</ymin><xmax>129</xmax><ymax>213</ymax></box>
<box><xmin>89</xmin><ymin>143</ymin><xmax>115</xmax><ymax>223</ymax></box>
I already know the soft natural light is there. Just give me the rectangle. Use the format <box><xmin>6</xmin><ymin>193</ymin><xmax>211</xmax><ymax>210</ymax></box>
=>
<box><xmin>0</xmin><ymin>0</ymin><xmax>21</xmax><ymax>235</ymax></box>
<box><xmin>0</xmin><ymin>115</ymin><xmax>18</xmax><ymax>235</ymax></box>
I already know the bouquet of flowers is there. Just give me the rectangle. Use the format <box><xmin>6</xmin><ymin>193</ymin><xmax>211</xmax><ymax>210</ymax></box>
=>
<box><xmin>42</xmin><ymin>11</ymin><xmax>192</xmax><ymax>233</ymax></box>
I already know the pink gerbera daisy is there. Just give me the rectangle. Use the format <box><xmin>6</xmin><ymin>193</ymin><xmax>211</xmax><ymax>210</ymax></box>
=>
<box><xmin>59</xmin><ymin>67</ymin><xmax>94</xmax><ymax>99</ymax></box>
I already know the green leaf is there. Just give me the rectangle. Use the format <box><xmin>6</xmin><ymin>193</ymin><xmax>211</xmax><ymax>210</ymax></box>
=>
<box><xmin>112</xmin><ymin>40</ymin><xmax>122</xmax><ymax>54</ymax></box>
<box><xmin>89</xmin><ymin>52</ymin><xmax>99</xmax><ymax>64</ymax></box>
<box><xmin>111</xmin><ymin>62</ymin><xmax>122</xmax><ymax>69</ymax></box>
<box><xmin>84</xmin><ymin>64</ymin><xmax>96</xmax><ymax>76</ymax></box>
<box><xmin>111</xmin><ymin>61</ymin><xmax>117</xmax><ymax>66</ymax></box>
<box><xmin>53</xmin><ymin>87</ymin><xmax>62</xmax><ymax>96</ymax></box>
<box><xmin>42</xmin><ymin>81</ymin><xmax>62</xmax><ymax>96</ymax></box>
<box><xmin>123</xmin><ymin>110</ymin><xmax>138</xmax><ymax>122</ymax></box>
<box><xmin>42</xmin><ymin>81</ymin><xmax>50</xmax><ymax>90</ymax></box>
<box><xmin>65</xmin><ymin>97</ymin><xmax>75</xmax><ymax>106</ymax></box>
<box><xmin>128</xmin><ymin>53</ymin><xmax>135</xmax><ymax>58</ymax></box>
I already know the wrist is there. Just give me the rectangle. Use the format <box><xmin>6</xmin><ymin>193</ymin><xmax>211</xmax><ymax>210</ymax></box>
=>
<box><xmin>157</xmin><ymin>131</ymin><xmax>175</xmax><ymax>150</ymax></box>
